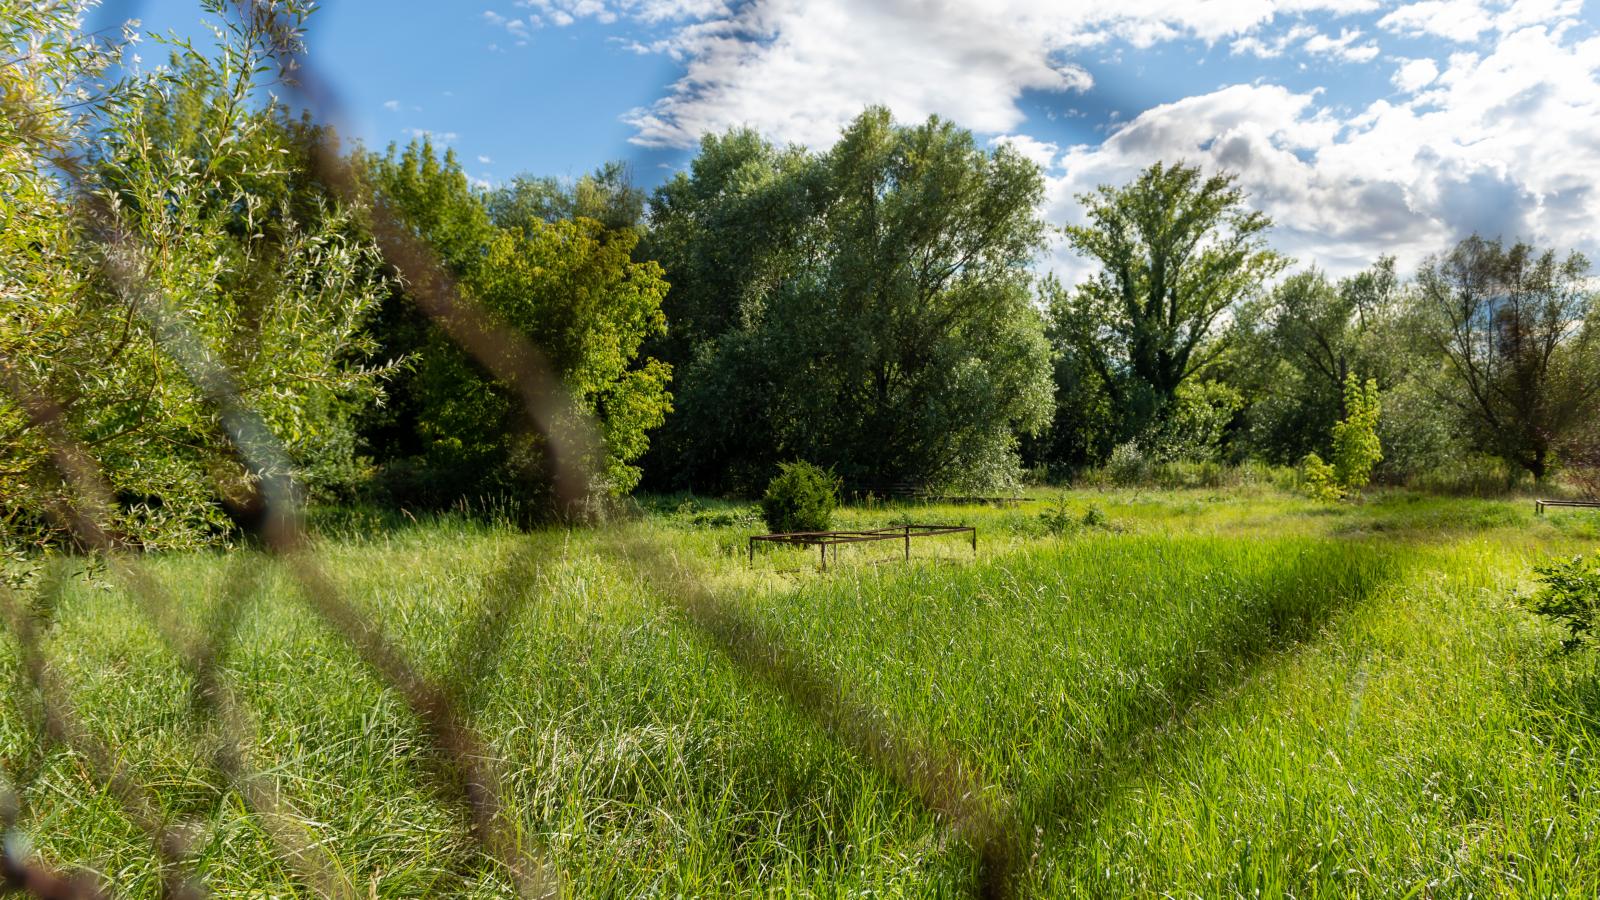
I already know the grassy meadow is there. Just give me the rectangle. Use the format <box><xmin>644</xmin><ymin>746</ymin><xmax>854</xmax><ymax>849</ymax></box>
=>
<box><xmin>3</xmin><ymin>488</ymin><xmax>1600</xmax><ymax>897</ymax></box>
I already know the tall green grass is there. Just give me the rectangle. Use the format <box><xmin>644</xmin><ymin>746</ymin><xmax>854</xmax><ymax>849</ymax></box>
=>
<box><xmin>1</xmin><ymin>491</ymin><xmax>1597</xmax><ymax>895</ymax></box>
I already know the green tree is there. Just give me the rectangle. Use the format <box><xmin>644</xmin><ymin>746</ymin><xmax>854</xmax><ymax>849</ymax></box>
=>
<box><xmin>1053</xmin><ymin>162</ymin><xmax>1286</xmax><ymax>439</ymax></box>
<box><xmin>357</xmin><ymin>142</ymin><xmax>670</xmax><ymax>507</ymax></box>
<box><xmin>639</xmin><ymin>129</ymin><xmax>821</xmax><ymax>383</ymax></box>
<box><xmin>2</xmin><ymin>2</ymin><xmax>387</xmax><ymax>549</ymax></box>
<box><xmin>1302</xmin><ymin>374</ymin><xmax>1382</xmax><ymax>501</ymax></box>
<box><xmin>1228</xmin><ymin>258</ymin><xmax>1412</xmax><ymax>464</ymax></box>
<box><xmin>657</xmin><ymin>108</ymin><xmax>1053</xmax><ymax>493</ymax></box>
<box><xmin>1415</xmin><ymin>236</ymin><xmax>1600</xmax><ymax>480</ymax></box>
<box><xmin>486</xmin><ymin>161</ymin><xmax>647</xmax><ymax>235</ymax></box>
<box><xmin>1331</xmin><ymin>374</ymin><xmax>1382</xmax><ymax>490</ymax></box>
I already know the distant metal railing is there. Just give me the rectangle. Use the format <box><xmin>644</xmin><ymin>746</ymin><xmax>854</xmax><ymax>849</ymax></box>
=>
<box><xmin>1534</xmin><ymin>498</ymin><xmax>1600</xmax><ymax>514</ymax></box>
<box><xmin>749</xmin><ymin>523</ymin><xmax>978</xmax><ymax>570</ymax></box>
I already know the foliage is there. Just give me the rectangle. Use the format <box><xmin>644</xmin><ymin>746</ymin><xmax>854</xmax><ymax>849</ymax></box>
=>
<box><xmin>1520</xmin><ymin>552</ymin><xmax>1600</xmax><ymax>652</ymax></box>
<box><xmin>486</xmin><ymin>161</ymin><xmax>646</xmax><ymax>236</ymax></box>
<box><xmin>1024</xmin><ymin>324</ymin><xmax>1119</xmax><ymax>472</ymax></box>
<box><xmin>1137</xmin><ymin>380</ymin><xmax>1244</xmax><ymax>463</ymax></box>
<box><xmin>759</xmin><ymin>461</ymin><xmax>839</xmax><ymax>534</ymax></box>
<box><xmin>1038</xmin><ymin>494</ymin><xmax>1116</xmax><ymax>535</ymax></box>
<box><xmin>652</xmin><ymin>108</ymin><xmax>1053</xmax><ymax>494</ymax></box>
<box><xmin>1556</xmin><ymin>416</ymin><xmax>1600</xmax><ymax>499</ymax></box>
<box><xmin>1372</xmin><ymin>371</ymin><xmax>1466</xmax><ymax>484</ymax></box>
<box><xmin>2</xmin><ymin>2</ymin><xmax>386</xmax><ymax>550</ymax></box>
<box><xmin>1301</xmin><ymin>375</ymin><xmax>1382</xmax><ymax>501</ymax></box>
<box><xmin>1227</xmin><ymin>259</ymin><xmax>1412</xmax><ymax>464</ymax></box>
<box><xmin>357</xmin><ymin>141</ymin><xmax>671</xmax><ymax>509</ymax></box>
<box><xmin>1415</xmin><ymin>236</ymin><xmax>1600</xmax><ymax>480</ymax></box>
<box><xmin>1331</xmin><ymin>374</ymin><xmax>1383</xmax><ymax>492</ymax></box>
<box><xmin>1301</xmin><ymin>452</ymin><xmax>1344</xmax><ymax>502</ymax></box>
<box><xmin>1052</xmin><ymin>161</ymin><xmax>1286</xmax><ymax>439</ymax></box>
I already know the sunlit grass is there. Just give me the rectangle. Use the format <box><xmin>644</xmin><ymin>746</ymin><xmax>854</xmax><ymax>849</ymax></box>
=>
<box><xmin>2</xmin><ymin>489</ymin><xmax>1597</xmax><ymax>895</ymax></box>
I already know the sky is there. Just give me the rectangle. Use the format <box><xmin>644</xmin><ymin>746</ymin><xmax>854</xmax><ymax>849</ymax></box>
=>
<box><xmin>95</xmin><ymin>0</ymin><xmax>1600</xmax><ymax>280</ymax></box>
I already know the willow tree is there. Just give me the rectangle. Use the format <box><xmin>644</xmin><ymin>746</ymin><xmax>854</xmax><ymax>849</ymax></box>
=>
<box><xmin>1052</xmin><ymin>162</ymin><xmax>1285</xmax><ymax>439</ymax></box>
<box><xmin>2</xmin><ymin>2</ymin><xmax>387</xmax><ymax>549</ymax></box>
<box><xmin>654</xmin><ymin>108</ymin><xmax>1053</xmax><ymax>493</ymax></box>
<box><xmin>1416</xmin><ymin>236</ymin><xmax>1600</xmax><ymax>480</ymax></box>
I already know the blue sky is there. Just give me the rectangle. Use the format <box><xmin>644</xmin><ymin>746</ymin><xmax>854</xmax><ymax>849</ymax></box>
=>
<box><xmin>96</xmin><ymin>0</ymin><xmax>1600</xmax><ymax>278</ymax></box>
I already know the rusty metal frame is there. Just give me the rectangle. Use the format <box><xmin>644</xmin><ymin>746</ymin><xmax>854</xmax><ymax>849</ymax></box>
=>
<box><xmin>1535</xmin><ymin>498</ymin><xmax>1600</xmax><ymax>514</ymax></box>
<box><xmin>748</xmin><ymin>524</ymin><xmax>977</xmax><ymax>571</ymax></box>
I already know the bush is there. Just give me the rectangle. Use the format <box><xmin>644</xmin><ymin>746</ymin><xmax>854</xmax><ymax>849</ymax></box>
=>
<box><xmin>1520</xmin><ymin>551</ymin><xmax>1600</xmax><ymax>652</ymax></box>
<box><xmin>1331</xmin><ymin>375</ymin><xmax>1383</xmax><ymax>492</ymax></box>
<box><xmin>1037</xmin><ymin>494</ymin><xmax>1118</xmax><ymax>536</ymax></box>
<box><xmin>760</xmin><ymin>462</ymin><xmax>840</xmax><ymax>534</ymax></box>
<box><xmin>1302</xmin><ymin>452</ymin><xmax>1343</xmax><ymax>502</ymax></box>
<box><xmin>1302</xmin><ymin>375</ymin><xmax>1382</xmax><ymax>503</ymax></box>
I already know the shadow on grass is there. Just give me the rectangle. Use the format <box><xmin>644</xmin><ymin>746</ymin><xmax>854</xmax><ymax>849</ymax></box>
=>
<box><xmin>1016</xmin><ymin>544</ymin><xmax>1400</xmax><ymax>869</ymax></box>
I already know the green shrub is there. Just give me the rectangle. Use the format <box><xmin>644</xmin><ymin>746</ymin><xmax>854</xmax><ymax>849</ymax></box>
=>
<box><xmin>1039</xmin><ymin>494</ymin><xmax>1079</xmax><ymax>535</ymax></box>
<box><xmin>1037</xmin><ymin>495</ymin><xmax>1118</xmax><ymax>536</ymax></box>
<box><xmin>1303</xmin><ymin>375</ymin><xmax>1382</xmax><ymax>503</ymax></box>
<box><xmin>760</xmin><ymin>462</ymin><xmax>840</xmax><ymax>534</ymax></box>
<box><xmin>1520</xmin><ymin>551</ymin><xmax>1600</xmax><ymax>652</ymax></box>
<box><xmin>1332</xmin><ymin>374</ymin><xmax>1383</xmax><ymax>492</ymax></box>
<box><xmin>1302</xmin><ymin>452</ymin><xmax>1343</xmax><ymax>502</ymax></box>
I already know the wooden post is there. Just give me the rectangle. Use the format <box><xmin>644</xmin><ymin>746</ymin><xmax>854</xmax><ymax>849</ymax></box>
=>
<box><xmin>904</xmin><ymin>524</ymin><xmax>910</xmax><ymax>561</ymax></box>
<box><xmin>820</xmin><ymin>542</ymin><xmax>827</xmax><ymax>572</ymax></box>
<box><xmin>971</xmin><ymin>527</ymin><xmax>977</xmax><ymax>555</ymax></box>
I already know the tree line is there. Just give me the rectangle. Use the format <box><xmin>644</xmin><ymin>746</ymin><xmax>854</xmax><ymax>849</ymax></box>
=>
<box><xmin>3</xmin><ymin>4</ymin><xmax>1598</xmax><ymax>549</ymax></box>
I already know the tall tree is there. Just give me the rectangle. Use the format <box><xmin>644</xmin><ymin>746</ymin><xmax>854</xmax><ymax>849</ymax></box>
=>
<box><xmin>654</xmin><ymin>108</ymin><xmax>1052</xmax><ymax>492</ymax></box>
<box><xmin>640</xmin><ymin>129</ymin><xmax>822</xmax><ymax>377</ymax></box>
<box><xmin>357</xmin><ymin>142</ymin><xmax>671</xmax><ymax>507</ymax></box>
<box><xmin>486</xmin><ymin>161</ymin><xmax>647</xmax><ymax>236</ymax></box>
<box><xmin>1052</xmin><ymin>162</ymin><xmax>1285</xmax><ymax>438</ymax></box>
<box><xmin>3</xmin><ymin>3</ymin><xmax>388</xmax><ymax>549</ymax></box>
<box><xmin>1226</xmin><ymin>258</ymin><xmax>1410</xmax><ymax>463</ymax></box>
<box><xmin>1416</xmin><ymin>236</ymin><xmax>1600</xmax><ymax>479</ymax></box>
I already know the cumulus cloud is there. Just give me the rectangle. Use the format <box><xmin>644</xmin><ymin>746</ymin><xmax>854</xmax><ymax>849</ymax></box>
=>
<box><xmin>382</xmin><ymin>99</ymin><xmax>401</xmax><ymax>111</ymax></box>
<box><xmin>1231</xmin><ymin>24</ymin><xmax>1319</xmax><ymax>58</ymax></box>
<box><xmin>482</xmin><ymin>8</ymin><xmax>536</xmax><ymax>43</ymax></box>
<box><xmin>1392</xmin><ymin>57</ymin><xmax>1440</xmax><ymax>91</ymax></box>
<box><xmin>546</xmin><ymin>0</ymin><xmax>1594</xmax><ymax>275</ymax></box>
<box><xmin>616</xmin><ymin>0</ymin><xmax>1428</xmax><ymax>150</ymax></box>
<box><xmin>1302</xmin><ymin>27</ymin><xmax>1380</xmax><ymax>62</ymax></box>
<box><xmin>991</xmin><ymin>134</ymin><xmax>1061</xmax><ymax>169</ymax></box>
<box><xmin>1043</xmin><ymin>22</ymin><xmax>1600</xmax><ymax>278</ymax></box>
<box><xmin>1376</xmin><ymin>0</ymin><xmax>1582</xmax><ymax>42</ymax></box>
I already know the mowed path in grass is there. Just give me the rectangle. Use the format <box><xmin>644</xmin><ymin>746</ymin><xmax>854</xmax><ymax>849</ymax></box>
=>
<box><xmin>2</xmin><ymin>491</ymin><xmax>1598</xmax><ymax>896</ymax></box>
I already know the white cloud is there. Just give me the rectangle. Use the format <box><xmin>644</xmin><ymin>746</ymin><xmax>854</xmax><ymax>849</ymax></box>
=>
<box><xmin>405</xmin><ymin>128</ymin><xmax>460</xmax><ymax>143</ymax></box>
<box><xmin>1377</xmin><ymin>0</ymin><xmax>1582</xmax><ymax>42</ymax></box>
<box><xmin>1043</xmin><ymin>22</ymin><xmax>1600</xmax><ymax>279</ymax></box>
<box><xmin>382</xmin><ymin>99</ymin><xmax>401</xmax><ymax>112</ymax></box>
<box><xmin>482</xmin><ymin>8</ymin><xmax>538</xmax><ymax>41</ymax></box>
<box><xmin>620</xmin><ymin>0</ymin><xmax>1406</xmax><ymax>150</ymax></box>
<box><xmin>478</xmin><ymin>154</ymin><xmax>494</xmax><ymax>164</ymax></box>
<box><xmin>1302</xmin><ymin>27</ymin><xmax>1380</xmax><ymax>62</ymax></box>
<box><xmin>991</xmin><ymin>134</ymin><xmax>1061</xmax><ymax>169</ymax></box>
<box><xmin>1231</xmin><ymin>24</ymin><xmax>1319</xmax><ymax>58</ymax></box>
<box><xmin>532</xmin><ymin>0</ymin><xmax>1596</xmax><ymax>276</ymax></box>
<box><xmin>1392</xmin><ymin>57</ymin><xmax>1439</xmax><ymax>91</ymax></box>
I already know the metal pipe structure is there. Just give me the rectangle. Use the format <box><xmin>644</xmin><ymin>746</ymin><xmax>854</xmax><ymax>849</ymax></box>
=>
<box><xmin>748</xmin><ymin>525</ymin><xmax>978</xmax><ymax>570</ymax></box>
